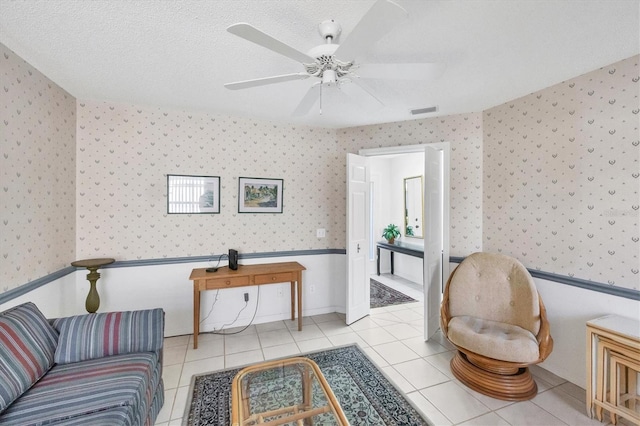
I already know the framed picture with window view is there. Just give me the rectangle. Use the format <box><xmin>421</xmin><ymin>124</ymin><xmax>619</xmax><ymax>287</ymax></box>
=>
<box><xmin>238</xmin><ymin>177</ymin><xmax>283</xmax><ymax>213</ymax></box>
<box><xmin>167</xmin><ymin>174</ymin><xmax>220</xmax><ymax>214</ymax></box>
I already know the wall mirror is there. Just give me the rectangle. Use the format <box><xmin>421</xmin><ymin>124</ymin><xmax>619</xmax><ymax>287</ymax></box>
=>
<box><xmin>404</xmin><ymin>175</ymin><xmax>424</xmax><ymax>238</ymax></box>
<box><xmin>167</xmin><ymin>174</ymin><xmax>220</xmax><ymax>214</ymax></box>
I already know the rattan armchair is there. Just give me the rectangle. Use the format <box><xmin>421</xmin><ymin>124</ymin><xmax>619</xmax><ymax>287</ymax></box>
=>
<box><xmin>440</xmin><ymin>252</ymin><xmax>553</xmax><ymax>401</ymax></box>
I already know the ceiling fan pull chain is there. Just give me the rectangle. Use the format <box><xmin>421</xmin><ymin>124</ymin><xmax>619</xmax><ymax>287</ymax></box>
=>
<box><xmin>319</xmin><ymin>82</ymin><xmax>323</xmax><ymax>115</ymax></box>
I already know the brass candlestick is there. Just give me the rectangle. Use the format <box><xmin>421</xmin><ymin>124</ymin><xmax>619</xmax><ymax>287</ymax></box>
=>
<box><xmin>71</xmin><ymin>258</ymin><xmax>115</xmax><ymax>313</ymax></box>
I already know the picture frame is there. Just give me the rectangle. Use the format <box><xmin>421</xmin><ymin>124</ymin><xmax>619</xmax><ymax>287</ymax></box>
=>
<box><xmin>167</xmin><ymin>174</ymin><xmax>220</xmax><ymax>214</ymax></box>
<box><xmin>238</xmin><ymin>177</ymin><xmax>283</xmax><ymax>213</ymax></box>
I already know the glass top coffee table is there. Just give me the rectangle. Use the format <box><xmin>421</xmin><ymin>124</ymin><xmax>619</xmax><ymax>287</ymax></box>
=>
<box><xmin>231</xmin><ymin>357</ymin><xmax>348</xmax><ymax>426</ymax></box>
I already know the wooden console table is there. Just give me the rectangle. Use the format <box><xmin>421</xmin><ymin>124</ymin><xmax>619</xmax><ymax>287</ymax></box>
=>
<box><xmin>376</xmin><ymin>241</ymin><xmax>423</xmax><ymax>275</ymax></box>
<box><xmin>189</xmin><ymin>261</ymin><xmax>306</xmax><ymax>349</ymax></box>
<box><xmin>586</xmin><ymin>314</ymin><xmax>640</xmax><ymax>424</ymax></box>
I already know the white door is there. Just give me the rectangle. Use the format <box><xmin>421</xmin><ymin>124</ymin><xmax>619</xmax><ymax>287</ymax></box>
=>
<box><xmin>346</xmin><ymin>153</ymin><xmax>370</xmax><ymax>325</ymax></box>
<box><xmin>423</xmin><ymin>145</ymin><xmax>445</xmax><ymax>339</ymax></box>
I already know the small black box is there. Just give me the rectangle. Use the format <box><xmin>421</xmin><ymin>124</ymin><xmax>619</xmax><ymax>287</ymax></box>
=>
<box><xmin>229</xmin><ymin>249</ymin><xmax>238</xmax><ymax>270</ymax></box>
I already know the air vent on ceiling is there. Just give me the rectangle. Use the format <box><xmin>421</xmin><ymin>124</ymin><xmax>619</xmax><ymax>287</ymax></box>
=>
<box><xmin>410</xmin><ymin>106</ymin><xmax>438</xmax><ymax>115</ymax></box>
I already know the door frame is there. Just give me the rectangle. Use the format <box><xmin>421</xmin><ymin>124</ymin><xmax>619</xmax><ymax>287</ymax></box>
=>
<box><xmin>357</xmin><ymin>143</ymin><xmax>450</xmax><ymax>339</ymax></box>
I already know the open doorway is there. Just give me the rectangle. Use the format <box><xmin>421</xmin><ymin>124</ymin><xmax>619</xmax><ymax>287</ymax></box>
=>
<box><xmin>346</xmin><ymin>143</ymin><xmax>450</xmax><ymax>341</ymax></box>
<box><xmin>369</xmin><ymin>152</ymin><xmax>425</xmax><ymax>299</ymax></box>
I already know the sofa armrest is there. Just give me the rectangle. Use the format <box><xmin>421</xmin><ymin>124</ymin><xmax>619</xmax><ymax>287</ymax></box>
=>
<box><xmin>52</xmin><ymin>308</ymin><xmax>164</xmax><ymax>365</ymax></box>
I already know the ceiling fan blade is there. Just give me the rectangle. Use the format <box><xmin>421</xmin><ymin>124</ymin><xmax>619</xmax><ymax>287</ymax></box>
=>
<box><xmin>356</xmin><ymin>63</ymin><xmax>446</xmax><ymax>80</ymax></box>
<box><xmin>339</xmin><ymin>78</ymin><xmax>385</xmax><ymax>109</ymax></box>
<box><xmin>292</xmin><ymin>83</ymin><xmax>321</xmax><ymax>116</ymax></box>
<box><xmin>334</xmin><ymin>0</ymin><xmax>407</xmax><ymax>62</ymax></box>
<box><xmin>228</xmin><ymin>23</ymin><xmax>316</xmax><ymax>64</ymax></box>
<box><xmin>224</xmin><ymin>73</ymin><xmax>310</xmax><ymax>90</ymax></box>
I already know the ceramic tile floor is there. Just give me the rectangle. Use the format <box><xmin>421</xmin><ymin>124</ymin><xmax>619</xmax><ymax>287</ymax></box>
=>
<box><xmin>155</xmin><ymin>304</ymin><xmax>620</xmax><ymax>426</ymax></box>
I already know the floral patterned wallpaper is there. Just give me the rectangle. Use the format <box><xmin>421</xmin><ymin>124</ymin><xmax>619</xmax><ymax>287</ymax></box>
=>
<box><xmin>484</xmin><ymin>55</ymin><xmax>639</xmax><ymax>290</ymax></box>
<box><xmin>338</xmin><ymin>113</ymin><xmax>484</xmax><ymax>257</ymax></box>
<box><xmin>0</xmin><ymin>43</ymin><xmax>76</xmax><ymax>292</ymax></box>
<box><xmin>75</xmin><ymin>101</ymin><xmax>342</xmax><ymax>260</ymax></box>
<box><xmin>2</xmin><ymin>39</ymin><xmax>637</xmax><ymax>294</ymax></box>
<box><xmin>76</xmin><ymin>104</ymin><xmax>484</xmax><ymax>264</ymax></box>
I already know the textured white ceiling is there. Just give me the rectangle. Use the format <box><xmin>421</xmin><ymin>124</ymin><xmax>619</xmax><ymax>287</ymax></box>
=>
<box><xmin>1</xmin><ymin>0</ymin><xmax>638</xmax><ymax>128</ymax></box>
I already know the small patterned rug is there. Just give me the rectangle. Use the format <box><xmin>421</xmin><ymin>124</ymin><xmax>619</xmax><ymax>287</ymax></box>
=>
<box><xmin>370</xmin><ymin>278</ymin><xmax>418</xmax><ymax>308</ymax></box>
<box><xmin>184</xmin><ymin>344</ymin><xmax>430</xmax><ymax>425</ymax></box>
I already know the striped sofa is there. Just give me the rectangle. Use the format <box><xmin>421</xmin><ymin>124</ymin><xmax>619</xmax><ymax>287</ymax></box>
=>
<box><xmin>0</xmin><ymin>302</ymin><xmax>164</xmax><ymax>425</ymax></box>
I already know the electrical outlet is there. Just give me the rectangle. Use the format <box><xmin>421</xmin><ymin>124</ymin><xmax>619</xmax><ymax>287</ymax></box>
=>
<box><xmin>316</xmin><ymin>228</ymin><xmax>326</xmax><ymax>238</ymax></box>
<box><xmin>244</xmin><ymin>293</ymin><xmax>249</xmax><ymax>302</ymax></box>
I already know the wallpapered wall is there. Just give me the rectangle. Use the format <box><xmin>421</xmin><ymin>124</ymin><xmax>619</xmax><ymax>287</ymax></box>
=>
<box><xmin>2</xmin><ymin>40</ymin><xmax>637</xmax><ymax>294</ymax></box>
<box><xmin>78</xmin><ymin>104</ymin><xmax>485</xmax><ymax>263</ymax></box>
<box><xmin>0</xmin><ymin>43</ymin><xmax>76</xmax><ymax>292</ymax></box>
<box><xmin>76</xmin><ymin>104</ymin><xmax>485</xmax><ymax>262</ymax></box>
<box><xmin>483</xmin><ymin>56</ymin><xmax>639</xmax><ymax>290</ymax></box>
<box><xmin>75</xmin><ymin>101</ymin><xmax>343</xmax><ymax>260</ymax></box>
<box><xmin>338</xmin><ymin>113</ymin><xmax>484</xmax><ymax>257</ymax></box>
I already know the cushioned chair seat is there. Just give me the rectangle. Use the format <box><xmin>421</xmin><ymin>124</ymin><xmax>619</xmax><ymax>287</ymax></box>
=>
<box><xmin>0</xmin><ymin>351</ymin><xmax>161</xmax><ymax>426</ymax></box>
<box><xmin>448</xmin><ymin>316</ymin><xmax>540</xmax><ymax>363</ymax></box>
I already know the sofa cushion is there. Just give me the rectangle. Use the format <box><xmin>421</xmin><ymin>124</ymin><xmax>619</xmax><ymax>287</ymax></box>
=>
<box><xmin>0</xmin><ymin>351</ymin><xmax>162</xmax><ymax>425</ymax></box>
<box><xmin>447</xmin><ymin>315</ymin><xmax>540</xmax><ymax>363</ymax></box>
<box><xmin>52</xmin><ymin>308</ymin><xmax>164</xmax><ymax>364</ymax></box>
<box><xmin>0</xmin><ymin>302</ymin><xmax>58</xmax><ymax>413</ymax></box>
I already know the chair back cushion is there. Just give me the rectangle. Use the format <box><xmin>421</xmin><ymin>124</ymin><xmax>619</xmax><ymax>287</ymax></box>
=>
<box><xmin>0</xmin><ymin>302</ymin><xmax>58</xmax><ymax>413</ymax></box>
<box><xmin>448</xmin><ymin>252</ymin><xmax>540</xmax><ymax>335</ymax></box>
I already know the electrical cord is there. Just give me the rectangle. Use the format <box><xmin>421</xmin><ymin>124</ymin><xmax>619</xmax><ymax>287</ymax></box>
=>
<box><xmin>198</xmin><ymin>254</ymin><xmax>229</xmax><ymax>323</ymax></box>
<box><xmin>206</xmin><ymin>253</ymin><xmax>228</xmax><ymax>272</ymax></box>
<box><xmin>201</xmin><ymin>286</ymin><xmax>261</xmax><ymax>336</ymax></box>
<box><xmin>199</xmin><ymin>289</ymin><xmax>220</xmax><ymax>325</ymax></box>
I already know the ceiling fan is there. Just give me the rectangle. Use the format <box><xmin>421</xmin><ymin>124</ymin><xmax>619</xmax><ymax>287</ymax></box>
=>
<box><xmin>224</xmin><ymin>0</ymin><xmax>444</xmax><ymax>115</ymax></box>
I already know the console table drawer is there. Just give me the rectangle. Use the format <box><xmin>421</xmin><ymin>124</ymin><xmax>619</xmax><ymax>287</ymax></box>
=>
<box><xmin>205</xmin><ymin>276</ymin><xmax>250</xmax><ymax>289</ymax></box>
<box><xmin>254</xmin><ymin>272</ymin><xmax>295</xmax><ymax>285</ymax></box>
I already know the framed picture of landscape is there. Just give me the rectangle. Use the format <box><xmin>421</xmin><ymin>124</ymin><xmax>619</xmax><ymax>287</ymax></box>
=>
<box><xmin>238</xmin><ymin>177</ymin><xmax>283</xmax><ymax>213</ymax></box>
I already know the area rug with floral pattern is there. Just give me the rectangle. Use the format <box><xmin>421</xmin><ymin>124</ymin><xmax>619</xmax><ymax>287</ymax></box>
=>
<box><xmin>184</xmin><ymin>344</ymin><xmax>430</xmax><ymax>425</ymax></box>
<box><xmin>370</xmin><ymin>278</ymin><xmax>418</xmax><ymax>308</ymax></box>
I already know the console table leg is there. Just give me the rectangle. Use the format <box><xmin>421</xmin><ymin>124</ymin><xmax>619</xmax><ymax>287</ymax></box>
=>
<box><xmin>391</xmin><ymin>252</ymin><xmax>394</xmax><ymax>275</ymax></box>
<box><xmin>297</xmin><ymin>277</ymin><xmax>302</xmax><ymax>331</ymax></box>
<box><xmin>193</xmin><ymin>285</ymin><xmax>200</xmax><ymax>349</ymax></box>
<box><xmin>290</xmin><ymin>282</ymin><xmax>295</xmax><ymax>321</ymax></box>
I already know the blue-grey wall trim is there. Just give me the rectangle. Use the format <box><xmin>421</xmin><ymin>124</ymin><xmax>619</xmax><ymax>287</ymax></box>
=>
<box><xmin>0</xmin><ymin>250</ymin><xmax>345</xmax><ymax>305</ymax></box>
<box><xmin>449</xmin><ymin>256</ymin><xmax>639</xmax><ymax>301</ymax></box>
<box><xmin>2</xmin><ymin>251</ymin><xmax>637</xmax><ymax>305</ymax></box>
<box><xmin>100</xmin><ymin>249</ymin><xmax>347</xmax><ymax>269</ymax></box>
<box><xmin>0</xmin><ymin>266</ymin><xmax>76</xmax><ymax>305</ymax></box>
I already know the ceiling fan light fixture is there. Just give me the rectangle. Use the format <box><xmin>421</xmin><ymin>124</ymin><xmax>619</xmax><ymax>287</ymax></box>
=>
<box><xmin>322</xmin><ymin>69</ymin><xmax>337</xmax><ymax>85</ymax></box>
